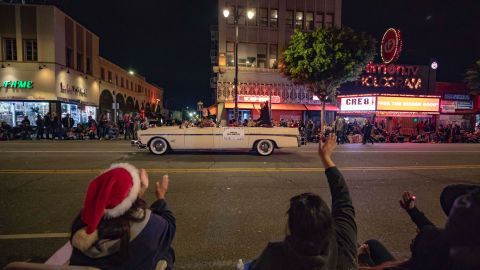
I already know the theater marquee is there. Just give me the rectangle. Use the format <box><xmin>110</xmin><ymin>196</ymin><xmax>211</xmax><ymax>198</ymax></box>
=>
<box><xmin>376</xmin><ymin>96</ymin><xmax>440</xmax><ymax>112</ymax></box>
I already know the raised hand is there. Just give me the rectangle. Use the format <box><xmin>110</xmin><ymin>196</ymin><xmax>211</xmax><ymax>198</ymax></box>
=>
<box><xmin>399</xmin><ymin>191</ymin><xmax>416</xmax><ymax>210</ymax></box>
<box><xmin>139</xmin><ymin>169</ymin><xmax>149</xmax><ymax>198</ymax></box>
<box><xmin>319</xmin><ymin>134</ymin><xmax>337</xmax><ymax>168</ymax></box>
<box><xmin>156</xmin><ymin>175</ymin><xmax>169</xmax><ymax>200</ymax></box>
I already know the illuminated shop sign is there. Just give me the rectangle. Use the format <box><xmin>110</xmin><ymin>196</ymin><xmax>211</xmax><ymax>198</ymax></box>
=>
<box><xmin>443</xmin><ymin>93</ymin><xmax>471</xmax><ymax>101</ymax></box>
<box><xmin>1</xmin><ymin>80</ymin><xmax>34</xmax><ymax>89</ymax></box>
<box><xmin>360</xmin><ymin>62</ymin><xmax>423</xmax><ymax>90</ymax></box>
<box><xmin>238</xmin><ymin>95</ymin><xmax>281</xmax><ymax>103</ymax></box>
<box><xmin>60</xmin><ymin>82</ymin><xmax>87</xmax><ymax>97</ymax></box>
<box><xmin>340</xmin><ymin>96</ymin><xmax>376</xmax><ymax>111</ymax></box>
<box><xmin>377</xmin><ymin>96</ymin><xmax>439</xmax><ymax>112</ymax></box>
<box><xmin>381</xmin><ymin>28</ymin><xmax>403</xmax><ymax>64</ymax></box>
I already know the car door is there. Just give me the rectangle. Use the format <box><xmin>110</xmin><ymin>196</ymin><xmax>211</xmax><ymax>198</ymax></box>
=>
<box><xmin>214</xmin><ymin>126</ymin><xmax>249</xmax><ymax>149</ymax></box>
<box><xmin>184</xmin><ymin>127</ymin><xmax>214</xmax><ymax>149</ymax></box>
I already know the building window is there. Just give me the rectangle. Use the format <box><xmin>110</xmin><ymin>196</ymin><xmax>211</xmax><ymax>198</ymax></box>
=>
<box><xmin>23</xmin><ymin>39</ymin><xmax>37</xmax><ymax>61</ymax></box>
<box><xmin>257</xmin><ymin>44</ymin><xmax>267</xmax><ymax>68</ymax></box>
<box><xmin>115</xmin><ymin>74</ymin><xmax>118</xmax><ymax>86</ymax></box>
<box><xmin>3</xmin><ymin>38</ymin><xmax>17</xmax><ymax>61</ymax></box>
<box><xmin>295</xmin><ymin>11</ymin><xmax>304</xmax><ymax>29</ymax></box>
<box><xmin>130</xmin><ymin>82</ymin><xmax>133</xmax><ymax>90</ymax></box>
<box><xmin>269</xmin><ymin>44</ymin><xmax>278</xmax><ymax>69</ymax></box>
<box><xmin>247</xmin><ymin>8</ymin><xmax>257</xmax><ymax>26</ymax></box>
<box><xmin>259</xmin><ymin>8</ymin><xmax>268</xmax><ymax>27</ymax></box>
<box><xmin>226</xmin><ymin>41</ymin><xmax>235</xmax><ymax>67</ymax></box>
<box><xmin>226</xmin><ymin>5</ymin><xmax>235</xmax><ymax>25</ymax></box>
<box><xmin>108</xmin><ymin>71</ymin><xmax>112</xmax><ymax>83</ymax></box>
<box><xmin>286</xmin><ymin>10</ymin><xmax>293</xmax><ymax>29</ymax></box>
<box><xmin>121</xmin><ymin>77</ymin><xmax>124</xmax><ymax>87</ymax></box>
<box><xmin>100</xmin><ymin>68</ymin><xmax>105</xmax><ymax>80</ymax></box>
<box><xmin>315</xmin><ymin>12</ymin><xmax>324</xmax><ymax>28</ymax></box>
<box><xmin>305</xmin><ymin>12</ymin><xmax>314</xmax><ymax>30</ymax></box>
<box><xmin>66</xmin><ymin>48</ymin><xmax>73</xmax><ymax>68</ymax></box>
<box><xmin>76</xmin><ymin>53</ymin><xmax>83</xmax><ymax>72</ymax></box>
<box><xmin>270</xmin><ymin>9</ymin><xmax>278</xmax><ymax>28</ymax></box>
<box><xmin>238</xmin><ymin>6</ymin><xmax>246</xmax><ymax>25</ymax></box>
<box><xmin>86</xmin><ymin>57</ymin><xmax>92</xmax><ymax>75</ymax></box>
<box><xmin>325</xmin><ymin>13</ymin><xmax>334</xmax><ymax>27</ymax></box>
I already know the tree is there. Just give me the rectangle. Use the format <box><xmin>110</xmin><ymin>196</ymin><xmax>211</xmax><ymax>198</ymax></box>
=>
<box><xmin>281</xmin><ymin>27</ymin><xmax>376</xmax><ymax>132</ymax></box>
<box><xmin>465</xmin><ymin>60</ymin><xmax>480</xmax><ymax>94</ymax></box>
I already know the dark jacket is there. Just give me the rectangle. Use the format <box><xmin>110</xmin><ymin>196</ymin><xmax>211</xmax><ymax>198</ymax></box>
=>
<box><xmin>62</xmin><ymin>117</ymin><xmax>75</xmax><ymax>129</ymax></box>
<box><xmin>250</xmin><ymin>167</ymin><xmax>357</xmax><ymax>270</ymax></box>
<box><xmin>70</xmin><ymin>199</ymin><xmax>176</xmax><ymax>270</ymax></box>
<box><xmin>44</xmin><ymin>115</ymin><xmax>52</xmax><ymax>128</ymax></box>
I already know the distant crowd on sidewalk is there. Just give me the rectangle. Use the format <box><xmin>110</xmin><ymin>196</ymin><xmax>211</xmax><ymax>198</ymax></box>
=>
<box><xmin>323</xmin><ymin>118</ymin><xmax>480</xmax><ymax>144</ymax></box>
<box><xmin>0</xmin><ymin>111</ymin><xmax>151</xmax><ymax>141</ymax></box>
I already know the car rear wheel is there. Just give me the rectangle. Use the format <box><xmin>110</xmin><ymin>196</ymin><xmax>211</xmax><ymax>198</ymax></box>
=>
<box><xmin>149</xmin><ymin>137</ymin><xmax>169</xmax><ymax>155</ymax></box>
<box><xmin>256</xmin><ymin>139</ymin><xmax>274</xmax><ymax>156</ymax></box>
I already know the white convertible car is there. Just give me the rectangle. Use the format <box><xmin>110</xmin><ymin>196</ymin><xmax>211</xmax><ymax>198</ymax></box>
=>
<box><xmin>137</xmin><ymin>126</ymin><xmax>300</xmax><ymax>156</ymax></box>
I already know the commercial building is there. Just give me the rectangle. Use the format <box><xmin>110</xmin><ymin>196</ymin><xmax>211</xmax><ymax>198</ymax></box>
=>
<box><xmin>212</xmin><ymin>0</ymin><xmax>342</xmax><ymax>124</ymax></box>
<box><xmin>0</xmin><ymin>3</ymin><xmax>163</xmax><ymax>127</ymax></box>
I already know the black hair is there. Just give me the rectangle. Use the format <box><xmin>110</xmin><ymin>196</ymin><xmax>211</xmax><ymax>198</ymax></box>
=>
<box><xmin>286</xmin><ymin>192</ymin><xmax>334</xmax><ymax>256</ymax></box>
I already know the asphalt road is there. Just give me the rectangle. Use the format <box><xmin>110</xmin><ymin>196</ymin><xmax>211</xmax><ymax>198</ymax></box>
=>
<box><xmin>1</xmin><ymin>140</ymin><xmax>480</xmax><ymax>269</ymax></box>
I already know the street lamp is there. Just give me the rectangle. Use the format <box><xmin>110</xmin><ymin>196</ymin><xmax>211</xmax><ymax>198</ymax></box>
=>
<box><xmin>129</xmin><ymin>70</ymin><xmax>134</xmax><ymax>75</ymax></box>
<box><xmin>223</xmin><ymin>6</ymin><xmax>255</xmax><ymax>124</ymax></box>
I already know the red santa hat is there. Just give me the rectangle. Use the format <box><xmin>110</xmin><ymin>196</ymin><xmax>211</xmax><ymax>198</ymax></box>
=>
<box><xmin>72</xmin><ymin>163</ymin><xmax>141</xmax><ymax>251</ymax></box>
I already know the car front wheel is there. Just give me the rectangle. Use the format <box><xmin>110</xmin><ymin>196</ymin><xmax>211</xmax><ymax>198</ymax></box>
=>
<box><xmin>149</xmin><ymin>137</ymin><xmax>169</xmax><ymax>155</ymax></box>
<box><xmin>256</xmin><ymin>139</ymin><xmax>274</xmax><ymax>156</ymax></box>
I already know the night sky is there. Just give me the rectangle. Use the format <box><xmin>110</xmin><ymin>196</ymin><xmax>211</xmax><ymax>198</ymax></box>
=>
<box><xmin>57</xmin><ymin>0</ymin><xmax>479</xmax><ymax>109</ymax></box>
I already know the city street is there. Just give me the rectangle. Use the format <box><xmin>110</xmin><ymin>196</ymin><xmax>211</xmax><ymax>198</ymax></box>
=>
<box><xmin>0</xmin><ymin>141</ymin><xmax>479</xmax><ymax>269</ymax></box>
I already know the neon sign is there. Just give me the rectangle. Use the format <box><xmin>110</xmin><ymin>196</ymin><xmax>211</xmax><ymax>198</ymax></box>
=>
<box><xmin>360</xmin><ymin>62</ymin><xmax>422</xmax><ymax>90</ymax></box>
<box><xmin>238</xmin><ymin>95</ymin><xmax>281</xmax><ymax>103</ymax></box>
<box><xmin>381</xmin><ymin>28</ymin><xmax>403</xmax><ymax>64</ymax></box>
<box><xmin>2</xmin><ymin>81</ymin><xmax>34</xmax><ymax>89</ymax></box>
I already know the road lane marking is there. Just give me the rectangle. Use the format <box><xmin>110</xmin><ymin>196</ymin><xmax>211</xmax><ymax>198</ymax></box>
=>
<box><xmin>1</xmin><ymin>164</ymin><xmax>480</xmax><ymax>174</ymax></box>
<box><xmin>0</xmin><ymin>233</ymin><xmax>70</xmax><ymax>240</ymax></box>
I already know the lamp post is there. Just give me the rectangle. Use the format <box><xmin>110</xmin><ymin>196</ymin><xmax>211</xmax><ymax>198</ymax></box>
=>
<box><xmin>223</xmin><ymin>6</ymin><xmax>255</xmax><ymax>124</ymax></box>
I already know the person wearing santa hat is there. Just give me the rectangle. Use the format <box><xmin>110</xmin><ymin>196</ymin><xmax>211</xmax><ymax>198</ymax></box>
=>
<box><xmin>69</xmin><ymin>163</ymin><xmax>175</xmax><ymax>270</ymax></box>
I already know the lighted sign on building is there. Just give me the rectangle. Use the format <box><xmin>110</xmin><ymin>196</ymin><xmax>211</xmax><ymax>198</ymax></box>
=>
<box><xmin>1</xmin><ymin>81</ymin><xmax>34</xmax><ymax>89</ymax></box>
<box><xmin>340</xmin><ymin>96</ymin><xmax>376</xmax><ymax>111</ymax></box>
<box><xmin>376</xmin><ymin>96</ymin><xmax>440</xmax><ymax>112</ymax></box>
<box><xmin>361</xmin><ymin>62</ymin><xmax>423</xmax><ymax>90</ymax></box>
<box><xmin>238</xmin><ymin>95</ymin><xmax>281</xmax><ymax>103</ymax></box>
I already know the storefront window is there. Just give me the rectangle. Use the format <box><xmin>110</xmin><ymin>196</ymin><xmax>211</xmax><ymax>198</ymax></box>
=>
<box><xmin>80</xmin><ymin>106</ymin><xmax>97</xmax><ymax>124</ymax></box>
<box><xmin>61</xmin><ymin>103</ymin><xmax>80</xmax><ymax>126</ymax></box>
<box><xmin>0</xmin><ymin>101</ymin><xmax>49</xmax><ymax>127</ymax></box>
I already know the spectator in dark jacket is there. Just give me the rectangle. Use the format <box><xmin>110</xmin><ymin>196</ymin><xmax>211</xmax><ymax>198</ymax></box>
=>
<box><xmin>52</xmin><ymin>114</ymin><xmax>61</xmax><ymax>140</ymax></box>
<box><xmin>69</xmin><ymin>163</ymin><xmax>176</xmax><ymax>270</ymax></box>
<box><xmin>44</xmin><ymin>112</ymin><xmax>52</xmax><ymax>139</ymax></box>
<box><xmin>21</xmin><ymin>116</ymin><xmax>31</xmax><ymax>140</ymax></box>
<box><xmin>62</xmin><ymin>113</ymin><xmax>75</xmax><ymax>139</ymax></box>
<box><xmin>249</xmin><ymin>135</ymin><xmax>357</xmax><ymax>270</ymax></box>
<box><xmin>358</xmin><ymin>192</ymin><xmax>451</xmax><ymax>270</ymax></box>
<box><xmin>36</xmin><ymin>114</ymin><xmax>44</xmax><ymax>139</ymax></box>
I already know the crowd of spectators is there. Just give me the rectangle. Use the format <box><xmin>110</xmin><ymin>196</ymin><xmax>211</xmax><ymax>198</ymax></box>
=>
<box><xmin>60</xmin><ymin>135</ymin><xmax>480</xmax><ymax>270</ymax></box>
<box><xmin>313</xmin><ymin>118</ymin><xmax>480</xmax><ymax>144</ymax></box>
<box><xmin>0</xmin><ymin>111</ymin><xmax>151</xmax><ymax>141</ymax></box>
